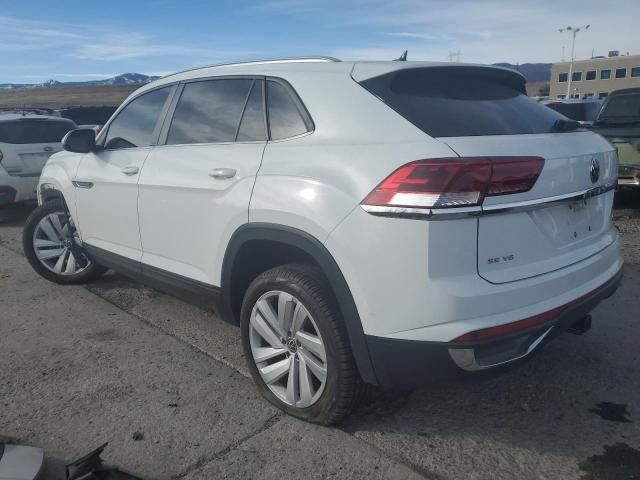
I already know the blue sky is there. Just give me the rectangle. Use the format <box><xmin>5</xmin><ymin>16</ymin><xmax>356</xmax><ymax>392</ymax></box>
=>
<box><xmin>1</xmin><ymin>0</ymin><xmax>639</xmax><ymax>83</ymax></box>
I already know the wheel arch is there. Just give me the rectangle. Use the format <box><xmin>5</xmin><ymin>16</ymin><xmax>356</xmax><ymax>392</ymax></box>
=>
<box><xmin>221</xmin><ymin>223</ymin><xmax>378</xmax><ymax>385</ymax></box>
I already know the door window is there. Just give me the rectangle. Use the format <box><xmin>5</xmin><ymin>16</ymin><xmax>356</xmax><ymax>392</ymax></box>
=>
<box><xmin>236</xmin><ymin>80</ymin><xmax>266</xmax><ymax>141</ymax></box>
<box><xmin>104</xmin><ymin>87</ymin><xmax>172</xmax><ymax>149</ymax></box>
<box><xmin>167</xmin><ymin>79</ymin><xmax>253</xmax><ymax>144</ymax></box>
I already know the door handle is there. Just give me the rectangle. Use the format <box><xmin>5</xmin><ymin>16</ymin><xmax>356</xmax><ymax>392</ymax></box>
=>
<box><xmin>209</xmin><ymin>168</ymin><xmax>237</xmax><ymax>180</ymax></box>
<box><xmin>122</xmin><ymin>166</ymin><xmax>139</xmax><ymax>176</ymax></box>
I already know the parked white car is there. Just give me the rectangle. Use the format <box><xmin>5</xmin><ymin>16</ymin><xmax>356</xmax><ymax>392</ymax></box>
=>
<box><xmin>0</xmin><ymin>109</ymin><xmax>76</xmax><ymax>206</ymax></box>
<box><xmin>23</xmin><ymin>58</ymin><xmax>623</xmax><ymax>424</ymax></box>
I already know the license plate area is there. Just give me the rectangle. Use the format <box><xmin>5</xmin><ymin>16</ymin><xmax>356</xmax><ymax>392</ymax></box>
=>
<box><xmin>566</xmin><ymin>198</ymin><xmax>595</xmax><ymax>241</ymax></box>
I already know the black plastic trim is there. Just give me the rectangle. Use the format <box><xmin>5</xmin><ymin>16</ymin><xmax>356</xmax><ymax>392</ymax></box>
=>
<box><xmin>0</xmin><ymin>186</ymin><xmax>17</xmax><ymax>206</ymax></box>
<box><xmin>83</xmin><ymin>244</ymin><xmax>224</xmax><ymax>313</ymax></box>
<box><xmin>222</xmin><ymin>223</ymin><xmax>378</xmax><ymax>385</ymax></box>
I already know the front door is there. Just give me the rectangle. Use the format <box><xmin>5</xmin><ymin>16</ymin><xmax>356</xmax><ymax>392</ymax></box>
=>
<box><xmin>74</xmin><ymin>86</ymin><xmax>175</xmax><ymax>261</ymax></box>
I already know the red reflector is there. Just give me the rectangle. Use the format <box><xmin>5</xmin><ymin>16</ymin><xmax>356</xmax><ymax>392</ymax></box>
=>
<box><xmin>362</xmin><ymin>157</ymin><xmax>544</xmax><ymax>210</ymax></box>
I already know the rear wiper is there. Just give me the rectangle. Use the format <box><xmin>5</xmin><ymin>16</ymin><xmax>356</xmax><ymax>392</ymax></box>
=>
<box><xmin>551</xmin><ymin>119</ymin><xmax>581</xmax><ymax>133</ymax></box>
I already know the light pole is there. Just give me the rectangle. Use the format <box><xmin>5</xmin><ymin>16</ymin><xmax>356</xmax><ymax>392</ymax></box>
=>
<box><xmin>559</xmin><ymin>25</ymin><xmax>590</xmax><ymax>98</ymax></box>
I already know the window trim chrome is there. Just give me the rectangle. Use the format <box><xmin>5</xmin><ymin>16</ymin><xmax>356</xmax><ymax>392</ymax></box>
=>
<box><xmin>360</xmin><ymin>183</ymin><xmax>616</xmax><ymax>220</ymax></box>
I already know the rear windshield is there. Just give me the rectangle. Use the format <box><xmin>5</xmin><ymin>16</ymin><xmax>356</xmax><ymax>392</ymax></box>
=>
<box><xmin>598</xmin><ymin>94</ymin><xmax>640</xmax><ymax>122</ymax></box>
<box><xmin>359</xmin><ymin>67</ymin><xmax>565</xmax><ymax>137</ymax></box>
<box><xmin>546</xmin><ymin>103</ymin><xmax>588</xmax><ymax>121</ymax></box>
<box><xmin>0</xmin><ymin>119</ymin><xmax>76</xmax><ymax>144</ymax></box>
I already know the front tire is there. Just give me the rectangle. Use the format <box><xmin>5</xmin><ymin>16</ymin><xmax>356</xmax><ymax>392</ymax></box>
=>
<box><xmin>23</xmin><ymin>199</ymin><xmax>107</xmax><ymax>284</ymax></box>
<box><xmin>240</xmin><ymin>264</ymin><xmax>362</xmax><ymax>425</ymax></box>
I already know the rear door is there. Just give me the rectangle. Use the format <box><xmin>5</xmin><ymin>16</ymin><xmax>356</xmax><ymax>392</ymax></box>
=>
<box><xmin>138</xmin><ymin>77</ymin><xmax>267</xmax><ymax>285</ymax></box>
<box><xmin>356</xmin><ymin>65</ymin><xmax>617</xmax><ymax>284</ymax></box>
<box><xmin>0</xmin><ymin>118</ymin><xmax>75</xmax><ymax>176</ymax></box>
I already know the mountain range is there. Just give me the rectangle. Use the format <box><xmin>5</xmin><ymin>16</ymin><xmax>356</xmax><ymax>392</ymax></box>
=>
<box><xmin>0</xmin><ymin>63</ymin><xmax>553</xmax><ymax>90</ymax></box>
<box><xmin>0</xmin><ymin>73</ymin><xmax>160</xmax><ymax>90</ymax></box>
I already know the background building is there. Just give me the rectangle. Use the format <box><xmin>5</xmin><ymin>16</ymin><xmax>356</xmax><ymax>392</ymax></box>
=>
<box><xmin>550</xmin><ymin>52</ymin><xmax>640</xmax><ymax>99</ymax></box>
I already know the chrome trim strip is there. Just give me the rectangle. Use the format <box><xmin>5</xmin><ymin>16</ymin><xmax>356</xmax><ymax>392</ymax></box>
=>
<box><xmin>72</xmin><ymin>181</ymin><xmax>94</xmax><ymax>189</ymax></box>
<box><xmin>361</xmin><ymin>183</ymin><xmax>616</xmax><ymax>220</ymax></box>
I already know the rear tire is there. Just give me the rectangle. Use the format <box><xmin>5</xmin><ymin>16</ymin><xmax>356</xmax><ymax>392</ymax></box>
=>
<box><xmin>240</xmin><ymin>264</ymin><xmax>363</xmax><ymax>425</ymax></box>
<box><xmin>23</xmin><ymin>199</ymin><xmax>107</xmax><ymax>284</ymax></box>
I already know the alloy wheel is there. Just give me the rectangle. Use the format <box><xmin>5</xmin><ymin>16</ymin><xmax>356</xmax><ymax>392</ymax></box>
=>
<box><xmin>32</xmin><ymin>211</ymin><xmax>89</xmax><ymax>276</ymax></box>
<box><xmin>249</xmin><ymin>290</ymin><xmax>328</xmax><ymax>408</ymax></box>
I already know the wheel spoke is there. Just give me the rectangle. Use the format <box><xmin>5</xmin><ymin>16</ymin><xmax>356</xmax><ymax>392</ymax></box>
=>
<box><xmin>296</xmin><ymin>331</ymin><xmax>326</xmax><ymax>362</ymax></box>
<box><xmin>298</xmin><ymin>349</ymin><xmax>327</xmax><ymax>383</ymax></box>
<box><xmin>53</xmin><ymin>248</ymin><xmax>68</xmax><ymax>273</ymax></box>
<box><xmin>65</xmin><ymin>252</ymin><xmax>77</xmax><ymax>274</ymax></box>
<box><xmin>34</xmin><ymin>238</ymin><xmax>63</xmax><ymax>248</ymax></box>
<box><xmin>297</xmin><ymin>354</ymin><xmax>314</xmax><ymax>405</ymax></box>
<box><xmin>259</xmin><ymin>357</ymin><xmax>291</xmax><ymax>385</ymax></box>
<box><xmin>278</xmin><ymin>292</ymin><xmax>295</xmax><ymax>334</ymax></box>
<box><xmin>37</xmin><ymin>247</ymin><xmax>65</xmax><ymax>260</ymax></box>
<box><xmin>251</xmin><ymin>312</ymin><xmax>284</xmax><ymax>349</ymax></box>
<box><xmin>39</xmin><ymin>219</ymin><xmax>61</xmax><ymax>241</ymax></box>
<box><xmin>286</xmin><ymin>357</ymin><xmax>299</xmax><ymax>404</ymax></box>
<box><xmin>253</xmin><ymin>346</ymin><xmax>287</xmax><ymax>363</ymax></box>
<box><xmin>49</xmin><ymin>214</ymin><xmax>66</xmax><ymax>239</ymax></box>
<box><xmin>256</xmin><ymin>298</ymin><xmax>286</xmax><ymax>339</ymax></box>
<box><xmin>290</xmin><ymin>303</ymin><xmax>309</xmax><ymax>335</ymax></box>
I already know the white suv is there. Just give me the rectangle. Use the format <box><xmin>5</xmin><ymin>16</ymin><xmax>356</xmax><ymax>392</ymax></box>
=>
<box><xmin>23</xmin><ymin>58</ymin><xmax>623</xmax><ymax>424</ymax></box>
<box><xmin>0</xmin><ymin>109</ymin><xmax>76</xmax><ymax>206</ymax></box>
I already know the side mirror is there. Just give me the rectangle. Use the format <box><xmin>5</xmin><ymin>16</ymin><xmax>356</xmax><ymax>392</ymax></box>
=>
<box><xmin>62</xmin><ymin>128</ymin><xmax>96</xmax><ymax>153</ymax></box>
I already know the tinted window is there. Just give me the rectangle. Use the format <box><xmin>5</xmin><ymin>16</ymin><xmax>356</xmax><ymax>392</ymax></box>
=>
<box><xmin>167</xmin><ymin>79</ymin><xmax>252</xmax><ymax>145</ymax></box>
<box><xmin>600</xmin><ymin>94</ymin><xmax>640</xmax><ymax>121</ymax></box>
<box><xmin>558</xmin><ymin>73</ymin><xmax>568</xmax><ymax>82</ymax></box>
<box><xmin>632</xmin><ymin>67</ymin><xmax>640</xmax><ymax>78</ymax></box>
<box><xmin>586</xmin><ymin>70</ymin><xmax>596</xmax><ymax>81</ymax></box>
<box><xmin>105</xmin><ymin>87</ymin><xmax>171</xmax><ymax>149</ymax></box>
<box><xmin>237</xmin><ymin>80</ymin><xmax>266</xmax><ymax>141</ymax></box>
<box><xmin>599</xmin><ymin>92</ymin><xmax>609</xmax><ymax>99</ymax></box>
<box><xmin>601</xmin><ymin>69</ymin><xmax>611</xmax><ymax>79</ymax></box>
<box><xmin>0</xmin><ymin>119</ymin><xmax>76</xmax><ymax>144</ymax></box>
<box><xmin>572</xmin><ymin>71</ymin><xmax>582</xmax><ymax>82</ymax></box>
<box><xmin>267</xmin><ymin>80</ymin><xmax>310</xmax><ymax>140</ymax></box>
<box><xmin>547</xmin><ymin>102</ymin><xmax>587</xmax><ymax>121</ymax></box>
<box><xmin>616</xmin><ymin>68</ymin><xmax>627</xmax><ymax>79</ymax></box>
<box><xmin>359</xmin><ymin>67</ymin><xmax>565</xmax><ymax>137</ymax></box>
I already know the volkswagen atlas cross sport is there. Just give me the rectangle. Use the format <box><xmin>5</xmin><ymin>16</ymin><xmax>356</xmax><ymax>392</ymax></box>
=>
<box><xmin>23</xmin><ymin>58</ymin><xmax>623</xmax><ymax>424</ymax></box>
<box><xmin>0</xmin><ymin>108</ymin><xmax>76</xmax><ymax>207</ymax></box>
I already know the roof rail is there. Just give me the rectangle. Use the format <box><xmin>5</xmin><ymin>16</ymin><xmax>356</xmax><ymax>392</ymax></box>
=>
<box><xmin>160</xmin><ymin>56</ymin><xmax>341</xmax><ymax>80</ymax></box>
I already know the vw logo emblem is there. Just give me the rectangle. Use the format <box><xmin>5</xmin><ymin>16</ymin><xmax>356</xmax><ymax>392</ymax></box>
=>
<box><xmin>44</xmin><ymin>146</ymin><xmax>53</xmax><ymax>152</ymax></box>
<box><xmin>589</xmin><ymin>158</ymin><xmax>600</xmax><ymax>184</ymax></box>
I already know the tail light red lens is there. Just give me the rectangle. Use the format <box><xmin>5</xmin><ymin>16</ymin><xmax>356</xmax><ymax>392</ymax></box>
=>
<box><xmin>362</xmin><ymin>157</ymin><xmax>544</xmax><ymax>210</ymax></box>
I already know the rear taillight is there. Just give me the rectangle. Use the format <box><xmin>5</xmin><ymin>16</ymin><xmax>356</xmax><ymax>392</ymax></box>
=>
<box><xmin>362</xmin><ymin>157</ymin><xmax>544</xmax><ymax>211</ymax></box>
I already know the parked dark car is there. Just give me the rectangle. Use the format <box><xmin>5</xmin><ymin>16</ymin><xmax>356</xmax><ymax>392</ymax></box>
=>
<box><xmin>543</xmin><ymin>99</ymin><xmax>602</xmax><ymax>127</ymax></box>
<box><xmin>592</xmin><ymin>88</ymin><xmax>640</xmax><ymax>188</ymax></box>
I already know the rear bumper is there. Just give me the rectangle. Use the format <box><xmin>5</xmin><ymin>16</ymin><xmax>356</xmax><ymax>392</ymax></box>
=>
<box><xmin>365</xmin><ymin>266</ymin><xmax>623</xmax><ymax>389</ymax></box>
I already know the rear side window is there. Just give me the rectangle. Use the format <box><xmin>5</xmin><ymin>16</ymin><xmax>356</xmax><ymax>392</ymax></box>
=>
<box><xmin>359</xmin><ymin>67</ymin><xmax>565</xmax><ymax>137</ymax></box>
<box><xmin>104</xmin><ymin>87</ymin><xmax>172</xmax><ymax>149</ymax></box>
<box><xmin>237</xmin><ymin>80</ymin><xmax>266</xmax><ymax>141</ymax></box>
<box><xmin>0</xmin><ymin>119</ymin><xmax>76</xmax><ymax>144</ymax></box>
<box><xmin>167</xmin><ymin>79</ymin><xmax>253</xmax><ymax>145</ymax></box>
<box><xmin>267</xmin><ymin>80</ymin><xmax>312</xmax><ymax>140</ymax></box>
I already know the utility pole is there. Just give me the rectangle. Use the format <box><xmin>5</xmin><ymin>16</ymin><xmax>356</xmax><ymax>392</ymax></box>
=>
<box><xmin>559</xmin><ymin>25</ymin><xmax>590</xmax><ymax>98</ymax></box>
